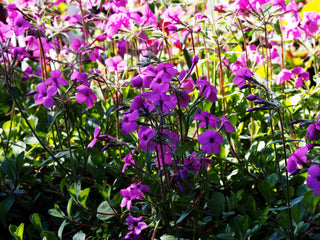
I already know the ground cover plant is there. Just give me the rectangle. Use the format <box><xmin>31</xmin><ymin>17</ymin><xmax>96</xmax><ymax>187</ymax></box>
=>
<box><xmin>2</xmin><ymin>0</ymin><xmax>320</xmax><ymax>239</ymax></box>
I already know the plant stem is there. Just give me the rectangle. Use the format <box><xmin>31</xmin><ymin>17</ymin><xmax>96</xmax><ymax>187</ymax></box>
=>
<box><xmin>277</xmin><ymin>109</ymin><xmax>295</xmax><ymax>240</ymax></box>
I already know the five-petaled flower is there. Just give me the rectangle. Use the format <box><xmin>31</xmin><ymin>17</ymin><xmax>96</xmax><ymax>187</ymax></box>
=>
<box><xmin>198</xmin><ymin>129</ymin><xmax>224</xmax><ymax>154</ymax></box>
<box><xmin>76</xmin><ymin>85</ymin><xmax>97</xmax><ymax>108</ymax></box>
<box><xmin>307</xmin><ymin>164</ymin><xmax>320</xmax><ymax>195</ymax></box>
<box><xmin>34</xmin><ymin>83</ymin><xmax>57</xmax><ymax>108</ymax></box>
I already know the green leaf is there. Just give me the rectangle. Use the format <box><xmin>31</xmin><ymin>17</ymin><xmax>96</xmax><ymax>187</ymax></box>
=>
<box><xmin>216</xmin><ymin>233</ymin><xmax>237</xmax><ymax>240</ymax></box>
<box><xmin>8</xmin><ymin>87</ymin><xmax>21</xmax><ymax>102</ymax></box>
<box><xmin>176</xmin><ymin>209</ymin><xmax>192</xmax><ymax>224</ymax></box>
<box><xmin>48</xmin><ymin>204</ymin><xmax>64</xmax><ymax>218</ymax></box>
<box><xmin>30</xmin><ymin>213</ymin><xmax>42</xmax><ymax>232</ymax></box>
<box><xmin>41</xmin><ymin>231</ymin><xmax>58</xmax><ymax>240</ymax></box>
<box><xmin>58</xmin><ymin>220</ymin><xmax>68</xmax><ymax>240</ymax></box>
<box><xmin>208</xmin><ymin>192</ymin><xmax>225</xmax><ymax>216</ymax></box>
<box><xmin>9</xmin><ymin>223</ymin><xmax>24</xmax><ymax>240</ymax></box>
<box><xmin>78</xmin><ymin>188</ymin><xmax>90</xmax><ymax>209</ymax></box>
<box><xmin>177</xmin><ymin>141</ymin><xmax>197</xmax><ymax>156</ymax></box>
<box><xmin>73</xmin><ymin>231</ymin><xmax>86</xmax><ymax>240</ymax></box>
<box><xmin>11</xmin><ymin>141</ymin><xmax>26</xmax><ymax>157</ymax></box>
<box><xmin>96</xmin><ymin>201</ymin><xmax>114</xmax><ymax>221</ymax></box>
<box><xmin>160</xmin><ymin>235</ymin><xmax>175</xmax><ymax>240</ymax></box>
<box><xmin>269</xmin><ymin>196</ymin><xmax>304</xmax><ymax>211</ymax></box>
<box><xmin>67</xmin><ymin>198</ymin><xmax>72</xmax><ymax>218</ymax></box>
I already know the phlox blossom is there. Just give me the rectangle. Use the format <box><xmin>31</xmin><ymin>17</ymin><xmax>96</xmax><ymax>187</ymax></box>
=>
<box><xmin>198</xmin><ymin>129</ymin><xmax>224</xmax><ymax>154</ymax></box>
<box><xmin>75</xmin><ymin>85</ymin><xmax>97</xmax><ymax>109</ymax></box>
<box><xmin>34</xmin><ymin>83</ymin><xmax>57</xmax><ymax>108</ymax></box>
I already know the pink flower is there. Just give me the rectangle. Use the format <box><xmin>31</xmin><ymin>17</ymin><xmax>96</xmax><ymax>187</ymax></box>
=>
<box><xmin>105</xmin><ymin>56</ymin><xmax>127</xmax><ymax>73</ymax></box>
<box><xmin>75</xmin><ymin>85</ymin><xmax>97</xmax><ymax>108</ymax></box>
<box><xmin>45</xmin><ymin>70</ymin><xmax>68</xmax><ymax>88</ymax></box>
<box><xmin>13</xmin><ymin>14</ymin><xmax>30</xmax><ymax>36</ymax></box>
<box><xmin>88</xmin><ymin>126</ymin><xmax>100</xmax><ymax>148</ymax></box>
<box><xmin>292</xmin><ymin>67</ymin><xmax>309</xmax><ymax>88</ymax></box>
<box><xmin>301</xmin><ymin>12</ymin><xmax>320</xmax><ymax>39</ymax></box>
<box><xmin>275</xmin><ymin>69</ymin><xmax>292</xmax><ymax>85</ymax></box>
<box><xmin>34</xmin><ymin>83</ymin><xmax>57</xmax><ymax>108</ymax></box>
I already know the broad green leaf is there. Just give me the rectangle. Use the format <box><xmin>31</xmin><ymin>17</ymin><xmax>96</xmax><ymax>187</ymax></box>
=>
<box><xmin>41</xmin><ymin>231</ymin><xmax>58</xmax><ymax>240</ymax></box>
<box><xmin>96</xmin><ymin>201</ymin><xmax>114</xmax><ymax>221</ymax></box>
<box><xmin>30</xmin><ymin>213</ymin><xmax>42</xmax><ymax>232</ymax></box>
<box><xmin>73</xmin><ymin>231</ymin><xmax>86</xmax><ymax>240</ymax></box>
<box><xmin>78</xmin><ymin>188</ymin><xmax>90</xmax><ymax>209</ymax></box>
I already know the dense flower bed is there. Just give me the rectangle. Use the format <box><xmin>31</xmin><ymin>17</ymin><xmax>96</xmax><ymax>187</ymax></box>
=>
<box><xmin>1</xmin><ymin>0</ymin><xmax>320</xmax><ymax>239</ymax></box>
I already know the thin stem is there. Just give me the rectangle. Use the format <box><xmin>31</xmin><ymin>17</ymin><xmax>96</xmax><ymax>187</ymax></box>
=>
<box><xmin>14</xmin><ymin>99</ymin><xmax>69</xmax><ymax>176</ymax></box>
<box><xmin>277</xmin><ymin>109</ymin><xmax>295</xmax><ymax>240</ymax></box>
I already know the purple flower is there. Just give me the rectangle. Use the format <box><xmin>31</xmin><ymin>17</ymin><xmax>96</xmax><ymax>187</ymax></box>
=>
<box><xmin>88</xmin><ymin>126</ymin><xmax>100</xmax><ymax>148</ymax></box>
<box><xmin>180</xmin><ymin>78</ymin><xmax>194</xmax><ymax>94</ymax></box>
<box><xmin>150</xmin><ymin>93</ymin><xmax>177</xmax><ymax>114</ymax></box>
<box><xmin>45</xmin><ymin>70</ymin><xmax>69</xmax><ymax>88</ymax></box>
<box><xmin>120</xmin><ymin>189</ymin><xmax>139</xmax><ymax>211</ymax></box>
<box><xmin>149</xmin><ymin>70</ymin><xmax>172</xmax><ymax>93</ymax></box>
<box><xmin>126</xmin><ymin>216</ymin><xmax>147</xmax><ymax>235</ymax></box>
<box><xmin>220</xmin><ymin>116</ymin><xmax>235</xmax><ymax>133</ymax></box>
<box><xmin>76</xmin><ymin>85</ymin><xmax>97</xmax><ymax>109</ymax></box>
<box><xmin>71</xmin><ymin>70</ymin><xmax>89</xmax><ymax>86</ymax></box>
<box><xmin>196</xmin><ymin>76</ymin><xmax>218</xmax><ymax>102</ymax></box>
<box><xmin>138</xmin><ymin>126</ymin><xmax>156</xmax><ymax>152</ymax></box>
<box><xmin>301</xmin><ymin>12</ymin><xmax>320</xmax><ymax>39</ymax></box>
<box><xmin>13</xmin><ymin>14</ymin><xmax>30</xmax><ymax>36</ymax></box>
<box><xmin>233</xmin><ymin>68</ymin><xmax>254</xmax><ymax>89</ymax></box>
<box><xmin>122</xmin><ymin>110</ymin><xmax>139</xmax><ymax>135</ymax></box>
<box><xmin>193</xmin><ymin>109</ymin><xmax>219</xmax><ymax>129</ymax></box>
<box><xmin>198</xmin><ymin>129</ymin><xmax>224</xmax><ymax>154</ymax></box>
<box><xmin>105</xmin><ymin>56</ymin><xmax>127</xmax><ymax>73</ymax></box>
<box><xmin>306</xmin><ymin>120</ymin><xmax>320</xmax><ymax>141</ymax></box>
<box><xmin>122</xmin><ymin>150</ymin><xmax>135</xmax><ymax>173</ymax></box>
<box><xmin>34</xmin><ymin>83</ymin><xmax>57</xmax><ymax>108</ymax></box>
<box><xmin>286</xmin><ymin>147</ymin><xmax>308</xmax><ymax>175</ymax></box>
<box><xmin>131</xmin><ymin>75</ymin><xmax>143</xmax><ymax>89</ymax></box>
<box><xmin>69</xmin><ymin>38</ymin><xmax>86</xmax><ymax>51</ymax></box>
<box><xmin>307</xmin><ymin>165</ymin><xmax>320</xmax><ymax>195</ymax></box>
<box><xmin>292</xmin><ymin>67</ymin><xmax>309</xmax><ymax>88</ymax></box>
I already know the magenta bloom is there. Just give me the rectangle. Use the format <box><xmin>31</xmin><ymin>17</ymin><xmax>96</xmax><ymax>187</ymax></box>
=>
<box><xmin>220</xmin><ymin>116</ymin><xmax>236</xmax><ymax>133</ymax></box>
<box><xmin>105</xmin><ymin>56</ymin><xmax>127</xmax><ymax>73</ymax></box>
<box><xmin>292</xmin><ymin>67</ymin><xmax>309</xmax><ymax>88</ymax></box>
<box><xmin>120</xmin><ymin>189</ymin><xmax>139</xmax><ymax>211</ymax></box>
<box><xmin>45</xmin><ymin>70</ymin><xmax>68</xmax><ymax>88</ymax></box>
<box><xmin>13</xmin><ymin>14</ymin><xmax>30</xmax><ymax>36</ymax></box>
<box><xmin>196</xmin><ymin>76</ymin><xmax>218</xmax><ymax>102</ymax></box>
<box><xmin>307</xmin><ymin>165</ymin><xmax>320</xmax><ymax>195</ymax></box>
<box><xmin>126</xmin><ymin>216</ymin><xmax>147</xmax><ymax>235</ymax></box>
<box><xmin>34</xmin><ymin>83</ymin><xmax>57</xmax><ymax>108</ymax></box>
<box><xmin>306</xmin><ymin>120</ymin><xmax>320</xmax><ymax>140</ymax></box>
<box><xmin>122</xmin><ymin>110</ymin><xmax>139</xmax><ymax>135</ymax></box>
<box><xmin>198</xmin><ymin>129</ymin><xmax>224</xmax><ymax>154</ymax></box>
<box><xmin>122</xmin><ymin>150</ymin><xmax>135</xmax><ymax>173</ymax></box>
<box><xmin>71</xmin><ymin>70</ymin><xmax>89</xmax><ymax>86</ymax></box>
<box><xmin>76</xmin><ymin>85</ymin><xmax>97</xmax><ymax>109</ymax></box>
<box><xmin>88</xmin><ymin>126</ymin><xmax>100</xmax><ymax>148</ymax></box>
<box><xmin>275</xmin><ymin>69</ymin><xmax>292</xmax><ymax>85</ymax></box>
<box><xmin>233</xmin><ymin>68</ymin><xmax>254</xmax><ymax>89</ymax></box>
<box><xmin>301</xmin><ymin>12</ymin><xmax>320</xmax><ymax>39</ymax></box>
<box><xmin>150</xmin><ymin>93</ymin><xmax>177</xmax><ymax>114</ymax></box>
<box><xmin>193</xmin><ymin>109</ymin><xmax>219</xmax><ymax>129</ymax></box>
<box><xmin>286</xmin><ymin>147</ymin><xmax>308</xmax><ymax>175</ymax></box>
<box><xmin>138</xmin><ymin>126</ymin><xmax>156</xmax><ymax>152</ymax></box>
<box><xmin>149</xmin><ymin>70</ymin><xmax>172</xmax><ymax>93</ymax></box>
